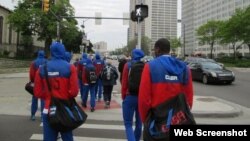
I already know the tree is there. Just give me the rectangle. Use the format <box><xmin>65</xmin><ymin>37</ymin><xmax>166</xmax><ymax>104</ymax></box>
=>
<box><xmin>169</xmin><ymin>37</ymin><xmax>181</xmax><ymax>54</ymax></box>
<box><xmin>240</xmin><ymin>6</ymin><xmax>250</xmax><ymax>54</ymax></box>
<box><xmin>196</xmin><ymin>20</ymin><xmax>223</xmax><ymax>59</ymax></box>
<box><xmin>127</xmin><ymin>36</ymin><xmax>151</xmax><ymax>55</ymax></box>
<box><xmin>219</xmin><ymin>9</ymin><xmax>244</xmax><ymax>59</ymax></box>
<box><xmin>8</xmin><ymin>0</ymin><xmax>80</xmax><ymax>56</ymax></box>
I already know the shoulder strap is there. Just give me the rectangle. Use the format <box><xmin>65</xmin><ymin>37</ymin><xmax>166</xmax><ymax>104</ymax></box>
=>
<box><xmin>44</xmin><ymin>63</ymin><xmax>52</xmax><ymax>92</ymax></box>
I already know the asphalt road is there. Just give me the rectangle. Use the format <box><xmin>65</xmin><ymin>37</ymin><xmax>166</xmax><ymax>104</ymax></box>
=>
<box><xmin>112</xmin><ymin>59</ymin><xmax>250</xmax><ymax>108</ymax></box>
<box><xmin>193</xmin><ymin>68</ymin><xmax>250</xmax><ymax>108</ymax></box>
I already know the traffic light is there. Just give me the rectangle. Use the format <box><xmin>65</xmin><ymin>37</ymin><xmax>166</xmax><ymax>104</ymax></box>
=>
<box><xmin>43</xmin><ymin>0</ymin><xmax>50</xmax><ymax>13</ymax></box>
<box><xmin>131</xmin><ymin>4</ymin><xmax>148</xmax><ymax>22</ymax></box>
<box><xmin>131</xmin><ymin>10</ymin><xmax>144</xmax><ymax>22</ymax></box>
<box><xmin>135</xmin><ymin>4</ymin><xmax>148</xmax><ymax>18</ymax></box>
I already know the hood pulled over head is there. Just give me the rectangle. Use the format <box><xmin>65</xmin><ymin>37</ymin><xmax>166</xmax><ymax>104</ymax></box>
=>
<box><xmin>132</xmin><ymin>49</ymin><xmax>144</xmax><ymax>61</ymax></box>
<box><xmin>50</xmin><ymin>42</ymin><xmax>66</xmax><ymax>59</ymax></box>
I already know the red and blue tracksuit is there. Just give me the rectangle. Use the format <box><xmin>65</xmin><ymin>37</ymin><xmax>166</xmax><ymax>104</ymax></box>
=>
<box><xmin>81</xmin><ymin>59</ymin><xmax>97</xmax><ymax>110</ymax></box>
<box><xmin>77</xmin><ymin>53</ymin><xmax>89</xmax><ymax>104</ymax></box>
<box><xmin>29</xmin><ymin>50</ymin><xmax>46</xmax><ymax>119</ymax></box>
<box><xmin>34</xmin><ymin>42</ymin><xmax>79</xmax><ymax>141</ymax></box>
<box><xmin>139</xmin><ymin>55</ymin><xmax>194</xmax><ymax>123</ymax></box>
<box><xmin>121</xmin><ymin>49</ymin><xmax>144</xmax><ymax>141</ymax></box>
<box><xmin>93</xmin><ymin>53</ymin><xmax>105</xmax><ymax>100</ymax></box>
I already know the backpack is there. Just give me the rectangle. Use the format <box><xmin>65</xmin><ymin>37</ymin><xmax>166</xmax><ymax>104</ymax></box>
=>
<box><xmin>94</xmin><ymin>60</ymin><xmax>104</xmax><ymax>76</ymax></box>
<box><xmin>102</xmin><ymin>65</ymin><xmax>113</xmax><ymax>81</ymax></box>
<box><xmin>128</xmin><ymin>61</ymin><xmax>145</xmax><ymax>95</ymax></box>
<box><xmin>85</xmin><ymin>67</ymin><xmax>97</xmax><ymax>84</ymax></box>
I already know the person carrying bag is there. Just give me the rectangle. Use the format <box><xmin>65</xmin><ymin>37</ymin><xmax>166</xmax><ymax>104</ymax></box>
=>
<box><xmin>34</xmin><ymin>42</ymin><xmax>85</xmax><ymax>141</ymax></box>
<box><xmin>44</xmin><ymin>62</ymin><xmax>87</xmax><ymax>133</ymax></box>
<box><xmin>139</xmin><ymin>38</ymin><xmax>195</xmax><ymax>141</ymax></box>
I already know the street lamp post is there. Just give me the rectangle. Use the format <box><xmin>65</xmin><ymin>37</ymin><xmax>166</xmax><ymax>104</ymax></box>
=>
<box><xmin>183</xmin><ymin>23</ymin><xmax>186</xmax><ymax>58</ymax></box>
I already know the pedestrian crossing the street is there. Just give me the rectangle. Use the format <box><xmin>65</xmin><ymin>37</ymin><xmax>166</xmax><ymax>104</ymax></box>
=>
<box><xmin>30</xmin><ymin>119</ymin><xmax>128</xmax><ymax>141</ymax></box>
<box><xmin>29</xmin><ymin>99</ymin><xmax>138</xmax><ymax>141</ymax></box>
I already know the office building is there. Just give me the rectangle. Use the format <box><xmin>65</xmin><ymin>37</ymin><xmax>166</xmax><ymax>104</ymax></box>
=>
<box><xmin>182</xmin><ymin>0</ymin><xmax>250</xmax><ymax>56</ymax></box>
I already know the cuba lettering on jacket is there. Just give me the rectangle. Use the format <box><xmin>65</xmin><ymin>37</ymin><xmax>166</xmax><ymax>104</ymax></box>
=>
<box><xmin>34</xmin><ymin>60</ymin><xmax>79</xmax><ymax>110</ymax></box>
<box><xmin>138</xmin><ymin>56</ymin><xmax>194</xmax><ymax>123</ymax></box>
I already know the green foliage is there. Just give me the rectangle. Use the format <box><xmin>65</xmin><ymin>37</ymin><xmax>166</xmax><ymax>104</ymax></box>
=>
<box><xmin>217</xmin><ymin>57</ymin><xmax>250</xmax><ymax>68</ymax></box>
<box><xmin>196</xmin><ymin>20</ymin><xmax>223</xmax><ymax>59</ymax></box>
<box><xmin>126</xmin><ymin>36</ymin><xmax>151</xmax><ymax>55</ymax></box>
<box><xmin>169</xmin><ymin>37</ymin><xmax>181</xmax><ymax>54</ymax></box>
<box><xmin>8</xmin><ymin>0</ymin><xmax>81</xmax><ymax>56</ymax></box>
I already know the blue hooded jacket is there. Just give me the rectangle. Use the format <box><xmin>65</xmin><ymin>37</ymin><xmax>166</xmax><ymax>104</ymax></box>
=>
<box><xmin>128</xmin><ymin>49</ymin><xmax>145</xmax><ymax>68</ymax></box>
<box><xmin>34</xmin><ymin>50</ymin><xmax>46</xmax><ymax>68</ymax></box>
<box><xmin>132</xmin><ymin>49</ymin><xmax>145</xmax><ymax>61</ymax></box>
<box><xmin>50</xmin><ymin>42</ymin><xmax>66</xmax><ymax>60</ymax></box>
<box><xmin>95</xmin><ymin>53</ymin><xmax>101</xmax><ymax>60</ymax></box>
<box><xmin>64</xmin><ymin>51</ymin><xmax>72</xmax><ymax>63</ymax></box>
<box><xmin>80</xmin><ymin>53</ymin><xmax>90</xmax><ymax>66</ymax></box>
<box><xmin>150</xmin><ymin>55</ymin><xmax>188</xmax><ymax>84</ymax></box>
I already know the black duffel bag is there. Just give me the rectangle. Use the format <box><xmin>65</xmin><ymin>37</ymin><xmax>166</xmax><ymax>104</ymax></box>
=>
<box><xmin>44</xmin><ymin>63</ymin><xmax>87</xmax><ymax>132</ymax></box>
<box><xmin>25</xmin><ymin>81</ymin><xmax>34</xmax><ymax>95</ymax></box>
<box><xmin>48</xmin><ymin>97</ymin><xmax>88</xmax><ymax>132</ymax></box>
<box><xmin>143</xmin><ymin>93</ymin><xmax>196</xmax><ymax>141</ymax></box>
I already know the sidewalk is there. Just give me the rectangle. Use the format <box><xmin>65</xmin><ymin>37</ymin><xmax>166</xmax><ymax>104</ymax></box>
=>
<box><xmin>0</xmin><ymin>72</ymin><xmax>249</xmax><ymax>124</ymax></box>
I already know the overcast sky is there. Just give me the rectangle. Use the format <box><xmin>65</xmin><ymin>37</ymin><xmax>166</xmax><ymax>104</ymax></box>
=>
<box><xmin>0</xmin><ymin>0</ymin><xmax>181</xmax><ymax>51</ymax></box>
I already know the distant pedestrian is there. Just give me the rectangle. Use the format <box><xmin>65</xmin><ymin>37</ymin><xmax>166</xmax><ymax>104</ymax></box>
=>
<box><xmin>139</xmin><ymin>38</ymin><xmax>194</xmax><ymax>141</ymax></box>
<box><xmin>100</xmin><ymin>61</ymin><xmax>118</xmax><ymax>108</ymax></box>
<box><xmin>64</xmin><ymin>51</ymin><xmax>72</xmax><ymax>63</ymax></box>
<box><xmin>29</xmin><ymin>50</ymin><xmax>46</xmax><ymax>121</ymax></box>
<box><xmin>34</xmin><ymin>42</ymin><xmax>79</xmax><ymax>141</ymax></box>
<box><xmin>81</xmin><ymin>59</ymin><xmax>97</xmax><ymax>112</ymax></box>
<box><xmin>121</xmin><ymin>49</ymin><xmax>145</xmax><ymax>141</ymax></box>
<box><xmin>77</xmin><ymin>53</ymin><xmax>89</xmax><ymax>107</ymax></box>
<box><xmin>93</xmin><ymin>53</ymin><xmax>105</xmax><ymax>101</ymax></box>
<box><xmin>118</xmin><ymin>55</ymin><xmax>127</xmax><ymax>83</ymax></box>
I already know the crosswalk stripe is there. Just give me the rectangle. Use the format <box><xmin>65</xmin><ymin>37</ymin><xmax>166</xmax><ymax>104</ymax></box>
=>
<box><xmin>30</xmin><ymin>134</ymin><xmax>127</xmax><ymax>141</ymax></box>
<box><xmin>40</xmin><ymin>123</ymin><xmax>125</xmax><ymax>130</ymax></box>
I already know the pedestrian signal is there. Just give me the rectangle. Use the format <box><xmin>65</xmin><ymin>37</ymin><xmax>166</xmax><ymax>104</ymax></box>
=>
<box><xmin>135</xmin><ymin>4</ymin><xmax>148</xmax><ymax>18</ymax></box>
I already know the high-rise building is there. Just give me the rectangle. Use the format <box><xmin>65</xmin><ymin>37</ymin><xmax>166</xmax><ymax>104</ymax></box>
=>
<box><xmin>128</xmin><ymin>0</ymin><xmax>177</xmax><ymax>51</ymax></box>
<box><xmin>182</xmin><ymin>0</ymin><xmax>250</xmax><ymax>56</ymax></box>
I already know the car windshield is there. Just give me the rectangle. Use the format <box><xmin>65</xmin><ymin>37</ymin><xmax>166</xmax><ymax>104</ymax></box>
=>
<box><xmin>202</xmin><ymin>62</ymin><xmax>222</xmax><ymax>70</ymax></box>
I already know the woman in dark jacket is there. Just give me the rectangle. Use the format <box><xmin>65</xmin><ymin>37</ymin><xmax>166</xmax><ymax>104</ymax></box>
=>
<box><xmin>100</xmin><ymin>61</ymin><xmax>118</xmax><ymax>108</ymax></box>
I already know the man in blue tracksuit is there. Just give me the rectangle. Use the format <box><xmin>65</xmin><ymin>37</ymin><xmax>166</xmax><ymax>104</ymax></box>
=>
<box><xmin>93</xmin><ymin>53</ymin><xmax>105</xmax><ymax>101</ymax></box>
<box><xmin>34</xmin><ymin>42</ymin><xmax>79</xmax><ymax>141</ymax></box>
<box><xmin>121</xmin><ymin>49</ymin><xmax>145</xmax><ymax>141</ymax></box>
<box><xmin>29</xmin><ymin>50</ymin><xmax>46</xmax><ymax>121</ymax></box>
<box><xmin>82</xmin><ymin>59</ymin><xmax>97</xmax><ymax>112</ymax></box>
<box><xmin>77</xmin><ymin>53</ymin><xmax>90</xmax><ymax>107</ymax></box>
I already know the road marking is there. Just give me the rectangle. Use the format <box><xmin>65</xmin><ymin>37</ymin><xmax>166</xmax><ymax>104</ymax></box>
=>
<box><xmin>30</xmin><ymin>134</ymin><xmax>127</xmax><ymax>141</ymax></box>
<box><xmin>40</xmin><ymin>123</ymin><xmax>125</xmax><ymax>130</ymax></box>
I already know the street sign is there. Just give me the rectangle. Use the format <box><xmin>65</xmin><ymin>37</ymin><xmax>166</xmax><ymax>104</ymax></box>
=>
<box><xmin>95</xmin><ymin>12</ymin><xmax>102</xmax><ymax>25</ymax></box>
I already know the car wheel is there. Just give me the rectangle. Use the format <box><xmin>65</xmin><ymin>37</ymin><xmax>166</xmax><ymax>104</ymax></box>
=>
<box><xmin>226</xmin><ymin>81</ymin><xmax>232</xmax><ymax>85</ymax></box>
<box><xmin>202</xmin><ymin>75</ymin><xmax>208</xmax><ymax>84</ymax></box>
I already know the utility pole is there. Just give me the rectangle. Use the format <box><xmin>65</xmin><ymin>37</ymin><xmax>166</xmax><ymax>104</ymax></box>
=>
<box><xmin>137</xmin><ymin>0</ymin><xmax>143</xmax><ymax>49</ymax></box>
<box><xmin>137</xmin><ymin>17</ymin><xmax>142</xmax><ymax>49</ymax></box>
<box><xmin>57</xmin><ymin>21</ymin><xmax>60</xmax><ymax>42</ymax></box>
<box><xmin>183</xmin><ymin>23</ymin><xmax>186</xmax><ymax>58</ymax></box>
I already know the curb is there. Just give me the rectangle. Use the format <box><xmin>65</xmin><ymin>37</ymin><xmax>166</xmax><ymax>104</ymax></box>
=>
<box><xmin>192</xmin><ymin>96</ymin><xmax>243</xmax><ymax>118</ymax></box>
<box><xmin>0</xmin><ymin>73</ymin><xmax>28</xmax><ymax>79</ymax></box>
<box><xmin>113</xmin><ymin>94</ymin><xmax>243</xmax><ymax>118</ymax></box>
